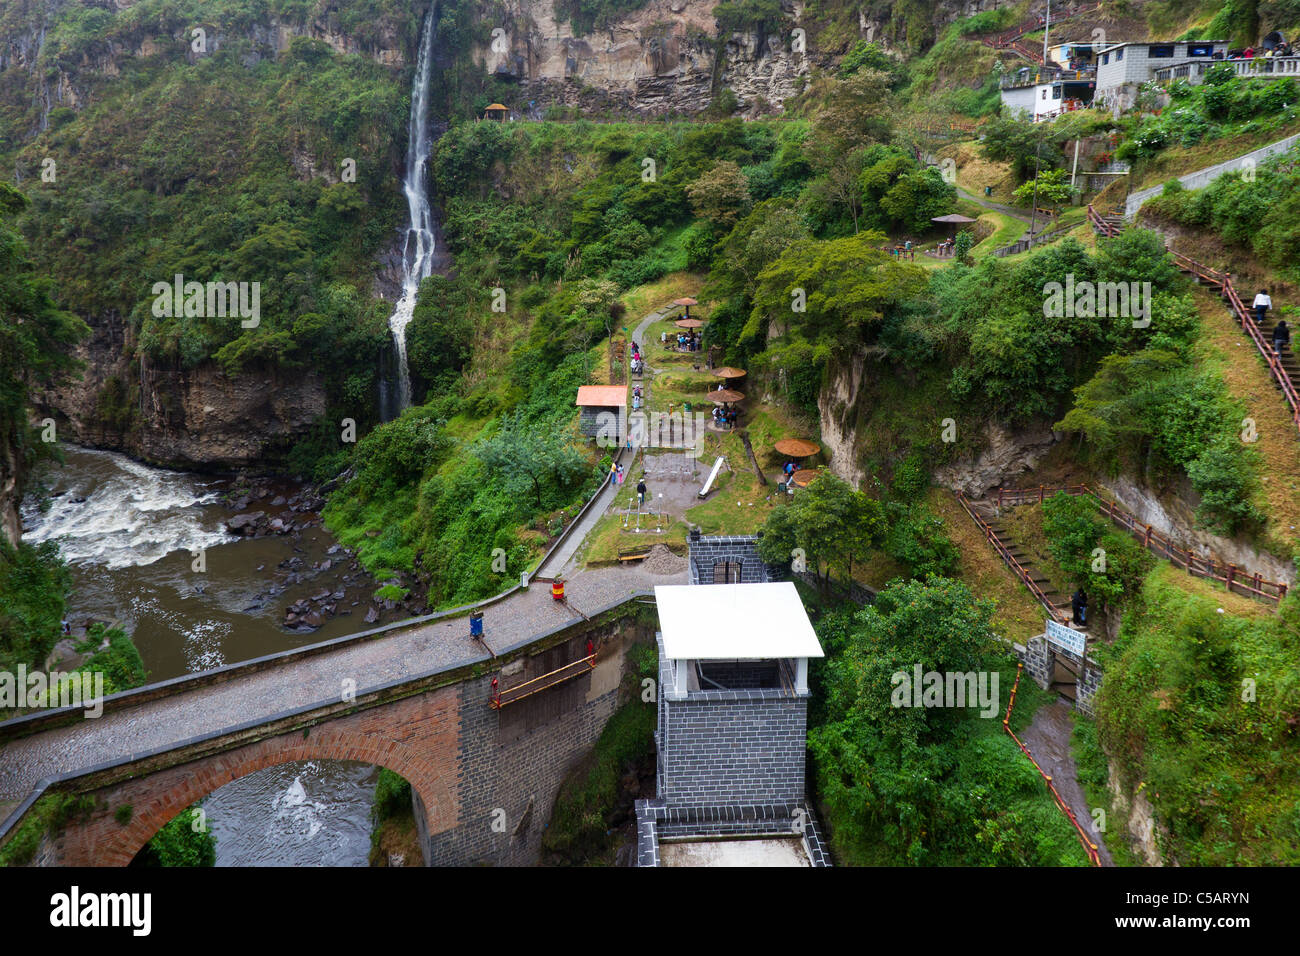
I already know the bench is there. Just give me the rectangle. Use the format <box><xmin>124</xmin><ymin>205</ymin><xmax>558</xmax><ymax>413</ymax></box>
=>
<box><xmin>618</xmin><ymin>547</ymin><xmax>651</xmax><ymax>562</ymax></box>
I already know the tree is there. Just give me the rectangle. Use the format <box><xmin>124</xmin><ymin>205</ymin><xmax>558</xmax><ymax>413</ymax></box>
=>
<box><xmin>475</xmin><ymin>410</ymin><xmax>588</xmax><ymax>509</ymax></box>
<box><xmin>686</xmin><ymin>161</ymin><xmax>752</xmax><ymax>230</ymax></box>
<box><xmin>1012</xmin><ymin>168</ymin><xmax>1074</xmax><ymax>221</ymax></box>
<box><xmin>744</xmin><ymin>231</ymin><xmax>928</xmax><ymax>354</ymax></box>
<box><xmin>0</xmin><ymin>182</ymin><xmax>88</xmax><ymax>538</ymax></box>
<box><xmin>804</xmin><ymin>70</ymin><xmax>894</xmax><ymax>232</ymax></box>
<box><xmin>756</xmin><ymin>472</ymin><xmax>886</xmax><ymax>590</ymax></box>
<box><xmin>981</xmin><ymin>115</ymin><xmax>1064</xmax><ymax>182</ymax></box>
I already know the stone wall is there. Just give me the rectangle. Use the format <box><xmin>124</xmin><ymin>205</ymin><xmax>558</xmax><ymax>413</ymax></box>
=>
<box><xmin>1021</xmin><ymin>633</ymin><xmax>1103</xmax><ymax>718</ymax></box>
<box><xmin>656</xmin><ymin>641</ymin><xmax>807</xmax><ymax>808</ymax></box>
<box><xmin>687</xmin><ymin>533</ymin><xmax>778</xmax><ymax>585</ymax></box>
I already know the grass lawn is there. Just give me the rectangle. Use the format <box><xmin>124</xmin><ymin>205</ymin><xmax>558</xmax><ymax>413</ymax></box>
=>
<box><xmin>970</xmin><ymin>209</ymin><xmax>1025</xmax><ymax>258</ymax></box>
<box><xmin>620</xmin><ymin>271</ymin><xmax>704</xmax><ymax>323</ymax></box>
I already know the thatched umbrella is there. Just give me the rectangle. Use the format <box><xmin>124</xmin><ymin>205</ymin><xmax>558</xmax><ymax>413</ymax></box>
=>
<box><xmin>931</xmin><ymin>213</ymin><xmax>977</xmax><ymax>237</ymax></box>
<box><xmin>774</xmin><ymin>438</ymin><xmax>820</xmax><ymax>459</ymax></box>
<box><xmin>791</xmin><ymin>468</ymin><xmax>820</xmax><ymax>488</ymax></box>
<box><xmin>709</xmin><ymin>389</ymin><xmax>745</xmax><ymax>403</ymax></box>
<box><xmin>673</xmin><ymin>296</ymin><xmax>698</xmax><ymax>319</ymax></box>
<box><xmin>711</xmin><ymin>366</ymin><xmax>747</xmax><ymax>380</ymax></box>
<box><xmin>674</xmin><ymin>318</ymin><xmax>704</xmax><ymax>329</ymax></box>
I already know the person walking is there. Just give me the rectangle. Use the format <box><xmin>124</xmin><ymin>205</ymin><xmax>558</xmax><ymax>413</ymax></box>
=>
<box><xmin>1254</xmin><ymin>289</ymin><xmax>1272</xmax><ymax>326</ymax></box>
<box><xmin>636</xmin><ymin>478</ymin><xmax>647</xmax><ymax>508</ymax></box>
<box><xmin>1071</xmin><ymin>589</ymin><xmax>1088</xmax><ymax>627</ymax></box>
<box><xmin>1272</xmin><ymin>317</ymin><xmax>1291</xmax><ymax>354</ymax></box>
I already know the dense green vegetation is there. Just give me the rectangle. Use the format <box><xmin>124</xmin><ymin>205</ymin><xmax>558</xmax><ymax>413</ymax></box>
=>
<box><xmin>0</xmin><ymin>2</ymin><xmax>419</xmax><ymax>450</ymax></box>
<box><xmin>1092</xmin><ymin>566</ymin><xmax>1300</xmax><ymax>864</ymax></box>
<box><xmin>1119</xmin><ymin>68</ymin><xmax>1298</xmax><ymax>162</ymax></box>
<box><xmin>808</xmin><ymin>578</ymin><xmax>1091</xmax><ymax>865</ymax></box>
<box><xmin>1144</xmin><ymin>151</ymin><xmax>1300</xmax><ymax>282</ymax></box>
<box><xmin>132</xmin><ymin>804</ymin><xmax>217</xmax><ymax>867</ymax></box>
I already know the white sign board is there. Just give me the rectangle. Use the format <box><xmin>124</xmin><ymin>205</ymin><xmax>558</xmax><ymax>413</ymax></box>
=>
<box><xmin>1046</xmin><ymin>619</ymin><xmax>1087</xmax><ymax>657</ymax></box>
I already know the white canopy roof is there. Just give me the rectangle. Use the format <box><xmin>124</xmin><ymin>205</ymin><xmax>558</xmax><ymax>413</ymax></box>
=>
<box><xmin>654</xmin><ymin>582</ymin><xmax>824</xmax><ymax>660</ymax></box>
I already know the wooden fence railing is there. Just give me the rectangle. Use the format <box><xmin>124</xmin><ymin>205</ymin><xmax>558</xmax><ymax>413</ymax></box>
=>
<box><xmin>1089</xmin><ymin>207</ymin><xmax>1300</xmax><ymax>435</ymax></box>
<box><xmin>995</xmin><ymin>484</ymin><xmax>1290</xmax><ymax>606</ymax></box>
<box><xmin>953</xmin><ymin>491</ymin><xmax>1070</xmax><ymax>622</ymax></box>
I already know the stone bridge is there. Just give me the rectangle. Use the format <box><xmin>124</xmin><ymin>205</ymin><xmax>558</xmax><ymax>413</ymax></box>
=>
<box><xmin>0</xmin><ymin>565</ymin><xmax>676</xmax><ymax>866</ymax></box>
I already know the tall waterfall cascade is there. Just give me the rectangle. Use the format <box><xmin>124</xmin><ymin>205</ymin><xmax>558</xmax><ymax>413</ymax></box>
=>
<box><xmin>387</xmin><ymin>11</ymin><xmax>438</xmax><ymax>414</ymax></box>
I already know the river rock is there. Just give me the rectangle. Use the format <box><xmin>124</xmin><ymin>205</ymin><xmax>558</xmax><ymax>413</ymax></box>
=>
<box><xmin>364</xmin><ymin>606</ymin><xmax>379</xmax><ymax>624</ymax></box>
<box><xmin>271</xmin><ymin>495</ymin><xmax>286</xmax><ymax>506</ymax></box>
<box><xmin>227</xmin><ymin>511</ymin><xmax>265</xmax><ymax>535</ymax></box>
<box><xmin>310</xmin><ymin>588</ymin><xmax>330</xmax><ymax>602</ymax></box>
<box><xmin>44</xmin><ymin>639</ymin><xmax>85</xmax><ymax>670</ymax></box>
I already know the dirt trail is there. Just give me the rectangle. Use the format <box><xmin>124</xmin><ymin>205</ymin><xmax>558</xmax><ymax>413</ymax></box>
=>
<box><xmin>1019</xmin><ymin>698</ymin><xmax>1114</xmax><ymax>867</ymax></box>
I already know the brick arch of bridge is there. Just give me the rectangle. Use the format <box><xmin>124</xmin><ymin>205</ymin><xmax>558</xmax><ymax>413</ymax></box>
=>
<box><xmin>50</xmin><ymin>686</ymin><xmax>460</xmax><ymax>866</ymax></box>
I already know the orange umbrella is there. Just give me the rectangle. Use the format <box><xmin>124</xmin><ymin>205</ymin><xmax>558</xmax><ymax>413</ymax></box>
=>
<box><xmin>774</xmin><ymin>438</ymin><xmax>820</xmax><ymax>458</ymax></box>
<box><xmin>791</xmin><ymin>468</ymin><xmax>820</xmax><ymax>487</ymax></box>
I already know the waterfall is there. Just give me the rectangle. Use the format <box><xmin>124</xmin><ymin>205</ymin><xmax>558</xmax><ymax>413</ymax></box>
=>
<box><xmin>387</xmin><ymin>11</ymin><xmax>439</xmax><ymax>416</ymax></box>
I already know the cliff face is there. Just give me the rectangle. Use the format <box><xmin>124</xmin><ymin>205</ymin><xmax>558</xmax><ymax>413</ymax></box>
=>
<box><xmin>1</xmin><ymin>426</ymin><xmax>19</xmax><ymax>548</ymax></box>
<box><xmin>0</xmin><ymin>3</ymin><xmax>411</xmax><ymax>472</ymax></box>
<box><xmin>475</xmin><ymin>0</ymin><xmax>814</xmax><ymax>116</ymax></box>
<box><xmin>33</xmin><ymin>314</ymin><xmax>326</xmax><ymax>471</ymax></box>
<box><xmin>471</xmin><ymin>0</ymin><xmax>1023</xmax><ymax>115</ymax></box>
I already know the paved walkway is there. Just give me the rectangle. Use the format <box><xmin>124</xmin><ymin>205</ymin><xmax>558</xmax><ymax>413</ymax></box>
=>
<box><xmin>957</xmin><ymin>185</ymin><xmax>1032</xmax><ymax>223</ymax></box>
<box><xmin>539</xmin><ymin>305</ymin><xmax>670</xmax><ymax>577</ymax></box>
<box><xmin>0</xmin><ymin>303</ymin><xmax>689</xmax><ymax>811</ymax></box>
<box><xmin>1020</xmin><ymin>698</ymin><xmax>1114</xmax><ymax>866</ymax></box>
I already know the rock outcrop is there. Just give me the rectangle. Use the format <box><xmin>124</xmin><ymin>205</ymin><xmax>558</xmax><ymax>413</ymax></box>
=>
<box><xmin>33</xmin><ymin>315</ymin><xmax>327</xmax><ymax>471</ymax></box>
<box><xmin>933</xmin><ymin>420</ymin><xmax>1061</xmax><ymax>498</ymax></box>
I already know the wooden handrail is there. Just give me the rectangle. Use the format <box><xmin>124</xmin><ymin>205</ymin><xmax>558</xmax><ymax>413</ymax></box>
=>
<box><xmin>1091</xmin><ymin>212</ymin><xmax>1300</xmax><ymax>434</ymax></box>
<box><xmin>994</xmin><ymin>485</ymin><xmax>1289</xmax><ymax>605</ymax></box>
<box><xmin>1004</xmin><ymin>664</ymin><xmax>1102</xmax><ymax>866</ymax></box>
<box><xmin>954</xmin><ymin>491</ymin><xmax>1071</xmax><ymax>622</ymax></box>
<box><xmin>491</xmin><ymin>653</ymin><xmax>597</xmax><ymax>709</ymax></box>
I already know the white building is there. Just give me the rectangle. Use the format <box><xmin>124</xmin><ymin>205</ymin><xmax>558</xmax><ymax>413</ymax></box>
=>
<box><xmin>1093</xmin><ymin>40</ymin><xmax>1229</xmax><ymax>112</ymax></box>
<box><xmin>1000</xmin><ymin>69</ymin><xmax>1097</xmax><ymax>122</ymax></box>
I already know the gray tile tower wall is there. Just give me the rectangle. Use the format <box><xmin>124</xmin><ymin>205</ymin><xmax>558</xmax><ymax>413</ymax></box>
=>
<box><xmin>655</xmin><ymin>635</ymin><xmax>808</xmax><ymax>808</ymax></box>
<box><xmin>688</xmin><ymin>533</ymin><xmax>782</xmax><ymax>585</ymax></box>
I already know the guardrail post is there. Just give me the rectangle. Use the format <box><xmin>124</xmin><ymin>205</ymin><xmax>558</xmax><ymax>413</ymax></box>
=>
<box><xmin>1227</xmin><ymin>565</ymin><xmax>1236</xmax><ymax>592</ymax></box>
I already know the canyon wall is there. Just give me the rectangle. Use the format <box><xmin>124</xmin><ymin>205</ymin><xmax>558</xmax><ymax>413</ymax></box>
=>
<box><xmin>471</xmin><ymin>0</ymin><xmax>1017</xmax><ymax>116</ymax></box>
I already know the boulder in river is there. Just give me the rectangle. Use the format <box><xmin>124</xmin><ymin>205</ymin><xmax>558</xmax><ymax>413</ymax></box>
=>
<box><xmin>226</xmin><ymin>511</ymin><xmax>265</xmax><ymax>535</ymax></box>
<box><xmin>364</xmin><ymin>606</ymin><xmax>379</xmax><ymax>624</ymax></box>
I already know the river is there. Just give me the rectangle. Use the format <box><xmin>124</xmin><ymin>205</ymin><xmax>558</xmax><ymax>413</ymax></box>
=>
<box><xmin>20</xmin><ymin>446</ymin><xmax>382</xmax><ymax>865</ymax></box>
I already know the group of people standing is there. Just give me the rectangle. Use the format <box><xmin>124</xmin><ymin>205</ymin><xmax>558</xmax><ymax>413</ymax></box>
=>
<box><xmin>712</xmin><ymin>405</ymin><xmax>738</xmax><ymax>429</ymax></box>
<box><xmin>668</xmin><ymin>329</ymin><xmax>701</xmax><ymax>352</ymax></box>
